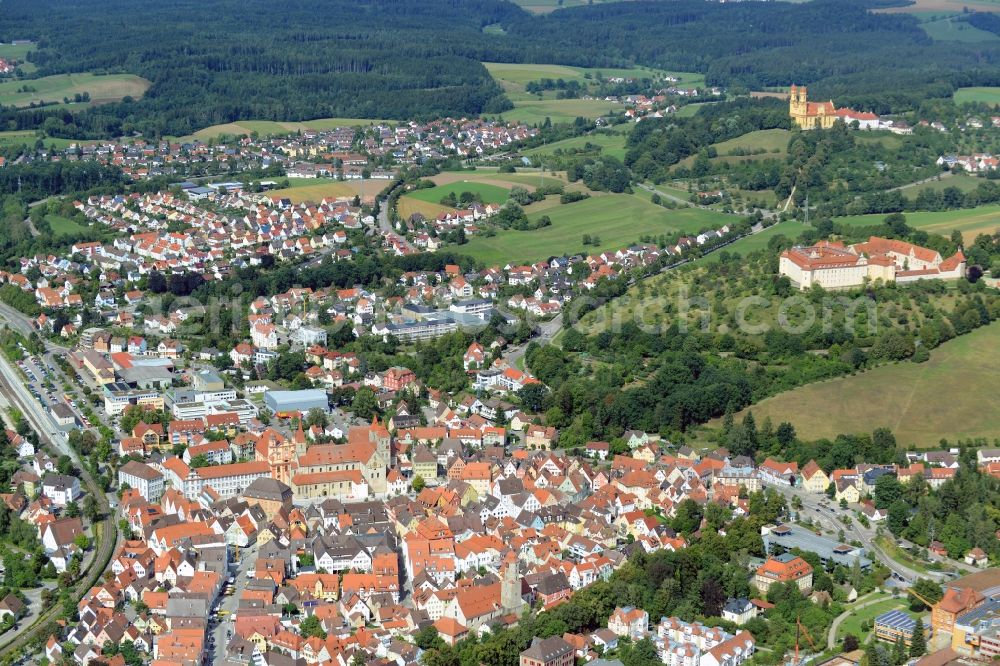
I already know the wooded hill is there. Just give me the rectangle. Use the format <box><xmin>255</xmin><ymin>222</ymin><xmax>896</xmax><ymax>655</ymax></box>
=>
<box><xmin>2</xmin><ymin>0</ymin><xmax>1000</xmax><ymax>137</ymax></box>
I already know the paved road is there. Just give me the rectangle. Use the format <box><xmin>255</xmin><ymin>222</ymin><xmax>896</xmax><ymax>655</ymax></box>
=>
<box><xmin>773</xmin><ymin>483</ymin><xmax>952</xmax><ymax>585</ymax></box>
<box><xmin>888</xmin><ymin>171</ymin><xmax>952</xmax><ymax>193</ymax></box>
<box><xmin>826</xmin><ymin>592</ymin><xmax>892</xmax><ymax>649</ymax></box>
<box><xmin>0</xmin><ymin>339</ymin><xmax>118</xmax><ymax>659</ymax></box>
<box><xmin>377</xmin><ymin>198</ymin><xmax>392</xmax><ymax>235</ymax></box>
<box><xmin>211</xmin><ymin>542</ymin><xmax>258</xmax><ymax>665</ymax></box>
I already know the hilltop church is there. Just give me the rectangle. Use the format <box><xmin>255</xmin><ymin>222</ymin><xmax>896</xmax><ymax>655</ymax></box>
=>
<box><xmin>788</xmin><ymin>84</ymin><xmax>879</xmax><ymax>130</ymax></box>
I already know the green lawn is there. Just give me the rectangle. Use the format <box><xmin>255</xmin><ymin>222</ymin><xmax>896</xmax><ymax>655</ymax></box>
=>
<box><xmin>484</xmin><ymin>173</ymin><xmax>567</xmax><ymax>189</ymax></box>
<box><xmin>498</xmin><ymin>99</ymin><xmax>627</xmax><ymax>125</ymax></box>
<box><xmin>460</xmin><ymin>193</ymin><xmax>732</xmax><ymax>265</ymax></box>
<box><xmin>407</xmin><ymin>181</ymin><xmax>511</xmax><ymax>206</ymax></box>
<box><xmin>954</xmin><ymin>87</ymin><xmax>1000</xmax><ymax>106</ymax></box>
<box><xmin>176</xmin><ymin>117</ymin><xmax>392</xmax><ymax>142</ymax></box>
<box><xmin>704</xmin><ymin>221</ymin><xmax>809</xmax><ymax>260</ymax></box>
<box><xmin>268</xmin><ymin>181</ymin><xmax>366</xmax><ymax>204</ymax></box>
<box><xmin>836</xmin><ymin>598</ymin><xmax>908</xmax><ymax>643</ymax></box>
<box><xmin>738</xmin><ymin>320</ymin><xmax>1000</xmax><ymax>448</ymax></box>
<box><xmin>921</xmin><ymin>16</ymin><xmax>1000</xmax><ymax>41</ymax></box>
<box><xmin>677</xmin><ymin>128</ymin><xmax>789</xmax><ymax>169</ymax></box>
<box><xmin>0</xmin><ymin>42</ymin><xmax>36</xmax><ymax>74</ymax></box>
<box><xmin>0</xmin><ymin>73</ymin><xmax>149</xmax><ymax>108</ymax></box>
<box><xmin>0</xmin><ymin>42</ymin><xmax>35</xmax><ymax>61</ymax></box>
<box><xmin>874</xmin><ymin>536</ymin><xmax>946</xmax><ymax>576</ymax></box>
<box><xmin>484</xmin><ymin>62</ymin><xmax>699</xmax><ymax>88</ymax></box>
<box><xmin>507</xmin><ymin>0</ymin><xmax>630</xmax><ymax>13</ymax></box>
<box><xmin>674</xmin><ymin>103</ymin><xmax>715</xmax><ymax>118</ymax></box>
<box><xmin>834</xmin><ymin>205</ymin><xmax>1000</xmax><ymax>244</ymax></box>
<box><xmin>485</xmin><ymin>62</ymin><xmax>704</xmax><ymax>123</ymax></box>
<box><xmin>897</xmin><ymin>173</ymin><xmax>984</xmax><ymax>196</ymax></box>
<box><xmin>713</xmin><ymin>129</ymin><xmax>790</xmax><ymax>156</ymax></box>
<box><xmin>45</xmin><ymin>214</ymin><xmax>88</xmax><ymax>237</ymax></box>
<box><xmin>0</xmin><ymin>130</ymin><xmax>86</xmax><ymax>150</ymax></box>
<box><xmin>523</xmin><ymin>133</ymin><xmax>629</xmax><ymax>161</ymax></box>
<box><xmin>0</xmin><ymin>130</ymin><xmax>37</xmax><ymax>148</ymax></box>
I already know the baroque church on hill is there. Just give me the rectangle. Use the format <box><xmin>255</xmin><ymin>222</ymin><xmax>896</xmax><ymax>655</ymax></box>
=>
<box><xmin>788</xmin><ymin>84</ymin><xmax>879</xmax><ymax>130</ymax></box>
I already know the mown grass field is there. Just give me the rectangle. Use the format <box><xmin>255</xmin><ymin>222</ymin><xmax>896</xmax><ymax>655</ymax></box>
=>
<box><xmin>713</xmin><ymin>129</ymin><xmax>790</xmax><ymax>156</ymax></box>
<box><xmin>45</xmin><ymin>214</ymin><xmax>88</xmax><ymax>237</ymax></box>
<box><xmin>428</xmin><ymin>169</ymin><xmax>568</xmax><ymax>191</ymax></box>
<box><xmin>177</xmin><ymin>117</ymin><xmax>392</xmax><ymax>142</ymax></box>
<box><xmin>836</xmin><ymin>598</ymin><xmax>910</xmax><ymax>643</ymax></box>
<box><xmin>407</xmin><ymin>181</ymin><xmax>511</xmax><ymax>206</ymax></box>
<box><xmin>674</xmin><ymin>103</ymin><xmax>714</xmax><ymax>118</ymax></box>
<box><xmin>0</xmin><ymin>73</ymin><xmax>149</xmax><ymax>108</ymax></box>
<box><xmin>267</xmin><ymin>180</ymin><xmax>372</xmax><ymax>204</ymax></box>
<box><xmin>897</xmin><ymin>173</ymin><xmax>984</xmax><ymax>196</ymax></box>
<box><xmin>498</xmin><ymin>98</ymin><xmax>626</xmax><ymax>124</ymax></box>
<box><xmin>877</xmin><ymin>0</ymin><xmax>1000</xmax><ymax>13</ymax></box>
<box><xmin>921</xmin><ymin>16</ymin><xmax>1000</xmax><ymax>41</ymax></box>
<box><xmin>484</xmin><ymin>62</ymin><xmax>701</xmax><ymax>91</ymax></box>
<box><xmin>0</xmin><ymin>130</ymin><xmax>36</xmax><ymax>148</ymax></box>
<box><xmin>523</xmin><ymin>133</ymin><xmax>629</xmax><ymax>161</ymax></box>
<box><xmin>709</xmin><ymin>222</ymin><xmax>809</xmax><ymax>258</ymax></box>
<box><xmin>0</xmin><ymin>131</ymin><xmax>80</xmax><ymax>150</ymax></box>
<box><xmin>835</xmin><ymin>205</ymin><xmax>1000</xmax><ymax>244</ymax></box>
<box><xmin>507</xmin><ymin>0</ymin><xmax>629</xmax><ymax>13</ymax></box>
<box><xmin>0</xmin><ymin>42</ymin><xmax>34</xmax><ymax>60</ymax></box>
<box><xmin>954</xmin><ymin>87</ymin><xmax>1000</xmax><ymax>105</ymax></box>
<box><xmin>485</xmin><ymin>62</ymin><xmax>704</xmax><ymax>124</ymax></box>
<box><xmin>398</xmin><ymin>197</ymin><xmax>453</xmax><ymax>220</ymax></box>
<box><xmin>678</xmin><ymin>128</ymin><xmax>789</xmax><ymax>168</ymax></box>
<box><xmin>460</xmin><ymin>193</ymin><xmax>731</xmax><ymax>265</ymax></box>
<box><xmin>0</xmin><ymin>42</ymin><xmax>37</xmax><ymax>73</ymax></box>
<box><xmin>736</xmin><ymin>321</ymin><xmax>1000</xmax><ymax>448</ymax></box>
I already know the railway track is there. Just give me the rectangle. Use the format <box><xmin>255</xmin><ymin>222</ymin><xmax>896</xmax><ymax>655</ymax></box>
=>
<box><xmin>0</xmin><ymin>353</ymin><xmax>117</xmax><ymax>660</ymax></box>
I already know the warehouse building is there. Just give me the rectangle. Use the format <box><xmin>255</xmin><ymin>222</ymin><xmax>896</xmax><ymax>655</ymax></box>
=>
<box><xmin>762</xmin><ymin>523</ymin><xmax>872</xmax><ymax>570</ymax></box>
<box><xmin>264</xmin><ymin>389</ymin><xmax>329</xmax><ymax>416</ymax></box>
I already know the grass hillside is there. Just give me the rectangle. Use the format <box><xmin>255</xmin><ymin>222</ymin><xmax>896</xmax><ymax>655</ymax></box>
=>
<box><xmin>954</xmin><ymin>87</ymin><xmax>1000</xmax><ymax>105</ymax></box>
<box><xmin>738</xmin><ymin>321</ymin><xmax>1000</xmax><ymax>448</ymax></box>
<box><xmin>835</xmin><ymin>204</ymin><xmax>1000</xmax><ymax>244</ymax></box>
<box><xmin>0</xmin><ymin>73</ymin><xmax>149</xmax><ymax>108</ymax></box>
<box><xmin>460</xmin><ymin>193</ymin><xmax>731</xmax><ymax>264</ymax></box>
<box><xmin>407</xmin><ymin>181</ymin><xmax>511</xmax><ymax>206</ymax></box>
<box><xmin>677</xmin><ymin>128</ymin><xmax>789</xmax><ymax>168</ymax></box>
<box><xmin>267</xmin><ymin>179</ymin><xmax>373</xmax><ymax>204</ymax></box>
<box><xmin>921</xmin><ymin>16</ymin><xmax>1000</xmax><ymax>41</ymax></box>
<box><xmin>176</xmin><ymin>117</ymin><xmax>392</xmax><ymax>142</ymax></box>
<box><xmin>485</xmin><ymin>62</ymin><xmax>704</xmax><ymax>124</ymax></box>
<box><xmin>498</xmin><ymin>98</ymin><xmax>625</xmax><ymax>125</ymax></box>
<box><xmin>523</xmin><ymin>133</ymin><xmax>629</xmax><ymax>161</ymax></box>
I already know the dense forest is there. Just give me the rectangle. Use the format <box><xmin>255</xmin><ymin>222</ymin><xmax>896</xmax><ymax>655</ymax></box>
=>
<box><xmin>2</xmin><ymin>0</ymin><xmax>1000</xmax><ymax>136</ymax></box>
<box><xmin>0</xmin><ymin>0</ymin><xmax>521</xmax><ymax>137</ymax></box>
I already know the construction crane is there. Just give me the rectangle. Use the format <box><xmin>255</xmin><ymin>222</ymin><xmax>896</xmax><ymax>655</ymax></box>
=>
<box><xmin>795</xmin><ymin>616</ymin><xmax>818</xmax><ymax>665</ymax></box>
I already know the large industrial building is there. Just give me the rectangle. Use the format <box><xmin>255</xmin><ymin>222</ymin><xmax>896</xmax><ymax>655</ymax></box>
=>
<box><xmin>762</xmin><ymin>523</ymin><xmax>872</xmax><ymax>570</ymax></box>
<box><xmin>264</xmin><ymin>389</ymin><xmax>329</xmax><ymax>415</ymax></box>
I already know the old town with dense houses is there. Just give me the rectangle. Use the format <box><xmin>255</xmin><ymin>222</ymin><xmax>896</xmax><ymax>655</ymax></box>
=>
<box><xmin>0</xmin><ymin>146</ymin><xmax>996</xmax><ymax>666</ymax></box>
<box><xmin>3</xmin><ymin>43</ymin><xmax>1000</xmax><ymax>666</ymax></box>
